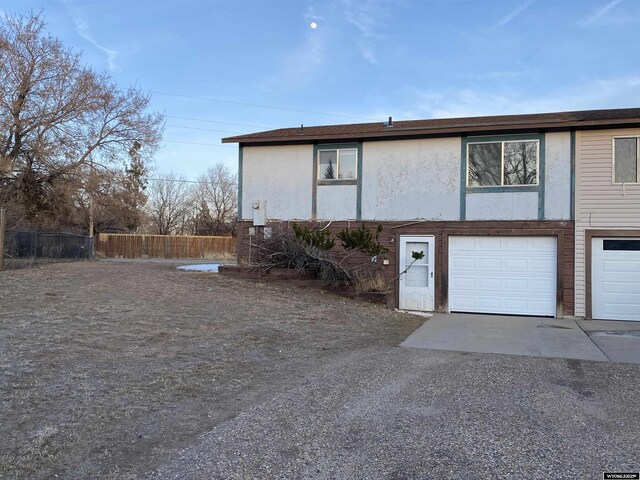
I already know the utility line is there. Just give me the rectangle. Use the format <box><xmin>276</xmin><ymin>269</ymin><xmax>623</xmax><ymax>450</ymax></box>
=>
<box><xmin>164</xmin><ymin>140</ymin><xmax>236</xmax><ymax>148</ymax></box>
<box><xmin>166</xmin><ymin>124</ymin><xmax>245</xmax><ymax>134</ymax></box>
<box><xmin>147</xmin><ymin>177</ymin><xmax>208</xmax><ymax>184</ymax></box>
<box><xmin>153</xmin><ymin>91</ymin><xmax>379</xmax><ymax>121</ymax></box>
<box><xmin>165</xmin><ymin>115</ymin><xmax>272</xmax><ymax>129</ymax></box>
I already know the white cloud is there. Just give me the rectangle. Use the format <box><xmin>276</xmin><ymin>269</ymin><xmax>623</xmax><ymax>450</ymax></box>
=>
<box><xmin>72</xmin><ymin>16</ymin><xmax>118</xmax><ymax>72</ymax></box>
<box><xmin>342</xmin><ymin>0</ymin><xmax>382</xmax><ymax>64</ymax></box>
<box><xmin>580</xmin><ymin>0</ymin><xmax>624</xmax><ymax>26</ymax></box>
<box><xmin>497</xmin><ymin>1</ymin><xmax>533</xmax><ymax>27</ymax></box>
<box><xmin>407</xmin><ymin>75</ymin><xmax>640</xmax><ymax>119</ymax></box>
<box><xmin>354</xmin><ymin>75</ymin><xmax>640</xmax><ymax>122</ymax></box>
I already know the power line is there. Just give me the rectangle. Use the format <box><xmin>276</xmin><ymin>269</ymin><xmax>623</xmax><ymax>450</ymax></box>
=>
<box><xmin>153</xmin><ymin>91</ymin><xmax>379</xmax><ymax>121</ymax></box>
<box><xmin>166</xmin><ymin>124</ymin><xmax>245</xmax><ymax>134</ymax></box>
<box><xmin>166</xmin><ymin>115</ymin><xmax>271</xmax><ymax>129</ymax></box>
<box><xmin>148</xmin><ymin>177</ymin><xmax>208</xmax><ymax>184</ymax></box>
<box><xmin>164</xmin><ymin>140</ymin><xmax>236</xmax><ymax>148</ymax></box>
<box><xmin>165</xmin><ymin>115</ymin><xmax>272</xmax><ymax>129</ymax></box>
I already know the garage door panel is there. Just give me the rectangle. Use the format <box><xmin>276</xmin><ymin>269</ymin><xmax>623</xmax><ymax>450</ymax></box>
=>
<box><xmin>603</xmin><ymin>282</ymin><xmax>640</xmax><ymax>294</ymax></box>
<box><xmin>449</xmin><ymin>236</ymin><xmax>557</xmax><ymax>317</ymax></box>
<box><xmin>529</xmin><ymin>279</ymin><xmax>555</xmax><ymax>292</ymax></box>
<box><xmin>602</xmin><ymin>301</ymin><xmax>640</xmax><ymax>316</ymax></box>
<box><xmin>478</xmin><ymin>277</ymin><xmax>502</xmax><ymax>289</ymax></box>
<box><xmin>503</xmin><ymin>258</ymin><xmax>528</xmax><ymax>270</ymax></box>
<box><xmin>478</xmin><ymin>258</ymin><xmax>501</xmax><ymax>269</ymax></box>
<box><xmin>504</xmin><ymin>279</ymin><xmax>528</xmax><ymax>291</ymax></box>
<box><xmin>528</xmin><ymin>258</ymin><xmax>556</xmax><ymax>272</ymax></box>
<box><xmin>477</xmin><ymin>238</ymin><xmax>502</xmax><ymax>249</ymax></box>
<box><xmin>603</xmin><ymin>260</ymin><xmax>640</xmax><ymax>273</ymax></box>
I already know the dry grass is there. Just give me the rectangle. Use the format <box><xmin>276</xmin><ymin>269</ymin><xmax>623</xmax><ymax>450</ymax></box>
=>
<box><xmin>0</xmin><ymin>261</ymin><xmax>421</xmax><ymax>478</ymax></box>
<box><xmin>202</xmin><ymin>249</ymin><xmax>236</xmax><ymax>260</ymax></box>
<box><xmin>353</xmin><ymin>271</ymin><xmax>389</xmax><ymax>293</ymax></box>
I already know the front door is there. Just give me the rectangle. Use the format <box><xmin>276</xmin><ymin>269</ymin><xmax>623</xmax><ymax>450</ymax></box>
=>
<box><xmin>399</xmin><ymin>235</ymin><xmax>435</xmax><ymax>312</ymax></box>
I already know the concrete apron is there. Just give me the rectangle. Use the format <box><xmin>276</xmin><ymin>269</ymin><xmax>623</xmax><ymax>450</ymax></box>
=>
<box><xmin>401</xmin><ymin>313</ymin><xmax>640</xmax><ymax>364</ymax></box>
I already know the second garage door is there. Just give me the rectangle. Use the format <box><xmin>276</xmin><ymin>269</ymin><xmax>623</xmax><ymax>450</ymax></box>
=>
<box><xmin>449</xmin><ymin>236</ymin><xmax>557</xmax><ymax>317</ymax></box>
<box><xmin>592</xmin><ymin>237</ymin><xmax>640</xmax><ymax>321</ymax></box>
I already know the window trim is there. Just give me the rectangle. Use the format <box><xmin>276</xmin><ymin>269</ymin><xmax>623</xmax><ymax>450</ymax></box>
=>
<box><xmin>316</xmin><ymin>146</ymin><xmax>358</xmax><ymax>185</ymax></box>
<box><xmin>612</xmin><ymin>135</ymin><xmax>640</xmax><ymax>184</ymax></box>
<box><xmin>466</xmin><ymin>138</ymin><xmax>540</xmax><ymax>189</ymax></box>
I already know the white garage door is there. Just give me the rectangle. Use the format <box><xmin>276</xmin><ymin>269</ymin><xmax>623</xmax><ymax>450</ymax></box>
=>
<box><xmin>449</xmin><ymin>236</ymin><xmax>557</xmax><ymax>317</ymax></box>
<box><xmin>592</xmin><ymin>238</ymin><xmax>640</xmax><ymax>321</ymax></box>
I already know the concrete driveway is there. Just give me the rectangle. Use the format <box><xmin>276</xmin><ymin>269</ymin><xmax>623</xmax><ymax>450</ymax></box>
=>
<box><xmin>401</xmin><ymin>313</ymin><xmax>640</xmax><ymax>364</ymax></box>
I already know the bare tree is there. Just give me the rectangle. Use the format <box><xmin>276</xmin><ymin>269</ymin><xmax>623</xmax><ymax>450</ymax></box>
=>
<box><xmin>194</xmin><ymin>163</ymin><xmax>237</xmax><ymax>235</ymax></box>
<box><xmin>0</xmin><ymin>12</ymin><xmax>163</xmax><ymax>229</ymax></box>
<box><xmin>145</xmin><ymin>173</ymin><xmax>193</xmax><ymax>235</ymax></box>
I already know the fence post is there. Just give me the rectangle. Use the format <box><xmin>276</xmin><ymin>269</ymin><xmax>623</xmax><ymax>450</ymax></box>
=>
<box><xmin>0</xmin><ymin>209</ymin><xmax>5</xmax><ymax>271</ymax></box>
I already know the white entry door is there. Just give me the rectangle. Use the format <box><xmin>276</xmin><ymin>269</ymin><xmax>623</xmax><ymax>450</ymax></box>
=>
<box><xmin>592</xmin><ymin>237</ymin><xmax>640</xmax><ymax>321</ymax></box>
<box><xmin>399</xmin><ymin>235</ymin><xmax>435</xmax><ymax>312</ymax></box>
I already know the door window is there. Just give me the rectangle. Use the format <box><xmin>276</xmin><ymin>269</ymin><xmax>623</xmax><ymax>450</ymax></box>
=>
<box><xmin>405</xmin><ymin>242</ymin><xmax>429</xmax><ymax>288</ymax></box>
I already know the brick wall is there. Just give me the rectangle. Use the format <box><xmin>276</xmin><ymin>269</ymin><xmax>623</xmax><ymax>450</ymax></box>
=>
<box><xmin>237</xmin><ymin>219</ymin><xmax>575</xmax><ymax>316</ymax></box>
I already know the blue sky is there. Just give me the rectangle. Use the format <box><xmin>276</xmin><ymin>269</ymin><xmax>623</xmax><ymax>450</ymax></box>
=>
<box><xmin>3</xmin><ymin>0</ymin><xmax>640</xmax><ymax>179</ymax></box>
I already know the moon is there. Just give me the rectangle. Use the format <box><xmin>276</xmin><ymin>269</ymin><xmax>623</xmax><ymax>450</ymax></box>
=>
<box><xmin>310</xmin><ymin>22</ymin><xmax>317</xmax><ymax>29</ymax></box>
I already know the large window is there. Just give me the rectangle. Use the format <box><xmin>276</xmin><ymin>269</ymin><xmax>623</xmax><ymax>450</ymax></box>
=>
<box><xmin>318</xmin><ymin>148</ymin><xmax>357</xmax><ymax>181</ymax></box>
<box><xmin>467</xmin><ymin>140</ymin><xmax>539</xmax><ymax>187</ymax></box>
<box><xmin>614</xmin><ymin>137</ymin><xmax>640</xmax><ymax>183</ymax></box>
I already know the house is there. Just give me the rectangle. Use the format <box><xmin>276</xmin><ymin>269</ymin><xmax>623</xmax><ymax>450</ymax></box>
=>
<box><xmin>222</xmin><ymin>108</ymin><xmax>640</xmax><ymax>320</ymax></box>
<box><xmin>575</xmin><ymin>124</ymin><xmax>640</xmax><ymax>321</ymax></box>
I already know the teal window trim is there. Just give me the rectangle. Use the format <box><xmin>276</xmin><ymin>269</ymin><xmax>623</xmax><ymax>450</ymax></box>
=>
<box><xmin>237</xmin><ymin>145</ymin><xmax>243</xmax><ymax>220</ymax></box>
<box><xmin>570</xmin><ymin>130</ymin><xmax>575</xmax><ymax>220</ymax></box>
<box><xmin>461</xmin><ymin>133</ymin><xmax>546</xmax><ymax>220</ymax></box>
<box><xmin>459</xmin><ymin>135</ymin><xmax>467</xmax><ymax>220</ymax></box>
<box><xmin>313</xmin><ymin>142</ymin><xmax>362</xmax><ymax>220</ymax></box>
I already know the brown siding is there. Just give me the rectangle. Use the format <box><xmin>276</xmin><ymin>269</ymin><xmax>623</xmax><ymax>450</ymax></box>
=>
<box><xmin>237</xmin><ymin>220</ymin><xmax>574</xmax><ymax>317</ymax></box>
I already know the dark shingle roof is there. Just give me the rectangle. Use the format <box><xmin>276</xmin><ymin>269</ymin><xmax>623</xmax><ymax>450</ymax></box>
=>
<box><xmin>221</xmin><ymin>107</ymin><xmax>640</xmax><ymax>145</ymax></box>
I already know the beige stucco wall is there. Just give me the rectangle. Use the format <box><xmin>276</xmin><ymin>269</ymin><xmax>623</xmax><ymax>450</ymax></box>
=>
<box><xmin>544</xmin><ymin>132</ymin><xmax>572</xmax><ymax>220</ymax></box>
<box><xmin>242</xmin><ymin>145</ymin><xmax>313</xmax><ymax>220</ymax></box>
<box><xmin>574</xmin><ymin>128</ymin><xmax>640</xmax><ymax>317</ymax></box>
<box><xmin>360</xmin><ymin>137</ymin><xmax>461</xmax><ymax>220</ymax></box>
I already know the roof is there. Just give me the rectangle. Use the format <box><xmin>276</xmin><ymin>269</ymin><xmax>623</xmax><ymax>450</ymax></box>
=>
<box><xmin>221</xmin><ymin>107</ymin><xmax>640</xmax><ymax>145</ymax></box>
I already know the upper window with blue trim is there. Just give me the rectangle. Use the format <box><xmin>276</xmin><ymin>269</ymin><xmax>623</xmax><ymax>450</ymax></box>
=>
<box><xmin>318</xmin><ymin>148</ymin><xmax>357</xmax><ymax>181</ymax></box>
<box><xmin>467</xmin><ymin>140</ymin><xmax>539</xmax><ymax>187</ymax></box>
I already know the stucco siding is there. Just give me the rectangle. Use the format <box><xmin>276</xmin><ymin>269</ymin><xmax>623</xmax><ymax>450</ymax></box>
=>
<box><xmin>360</xmin><ymin>138</ymin><xmax>460</xmax><ymax>220</ymax></box>
<box><xmin>574</xmin><ymin>128</ymin><xmax>640</xmax><ymax>317</ymax></box>
<box><xmin>466</xmin><ymin>191</ymin><xmax>539</xmax><ymax>220</ymax></box>
<box><xmin>242</xmin><ymin>145</ymin><xmax>313</xmax><ymax>220</ymax></box>
<box><xmin>544</xmin><ymin>132</ymin><xmax>572</xmax><ymax>220</ymax></box>
<box><xmin>316</xmin><ymin>184</ymin><xmax>357</xmax><ymax>220</ymax></box>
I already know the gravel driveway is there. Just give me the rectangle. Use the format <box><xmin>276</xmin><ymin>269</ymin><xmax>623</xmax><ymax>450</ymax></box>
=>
<box><xmin>152</xmin><ymin>348</ymin><xmax>640</xmax><ymax>479</ymax></box>
<box><xmin>2</xmin><ymin>262</ymin><xmax>639</xmax><ymax>479</ymax></box>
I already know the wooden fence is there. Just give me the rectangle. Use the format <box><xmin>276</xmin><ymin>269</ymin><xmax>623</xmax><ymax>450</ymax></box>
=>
<box><xmin>96</xmin><ymin>233</ymin><xmax>235</xmax><ymax>259</ymax></box>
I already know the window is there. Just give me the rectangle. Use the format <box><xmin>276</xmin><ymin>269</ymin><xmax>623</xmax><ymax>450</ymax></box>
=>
<box><xmin>318</xmin><ymin>148</ymin><xmax>357</xmax><ymax>180</ymax></box>
<box><xmin>603</xmin><ymin>239</ymin><xmax>640</xmax><ymax>251</ymax></box>
<box><xmin>467</xmin><ymin>140</ymin><xmax>538</xmax><ymax>187</ymax></box>
<box><xmin>614</xmin><ymin>137</ymin><xmax>640</xmax><ymax>183</ymax></box>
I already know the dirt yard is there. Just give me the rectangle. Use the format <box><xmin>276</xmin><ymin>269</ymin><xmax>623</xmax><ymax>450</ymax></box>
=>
<box><xmin>0</xmin><ymin>261</ymin><xmax>422</xmax><ymax>479</ymax></box>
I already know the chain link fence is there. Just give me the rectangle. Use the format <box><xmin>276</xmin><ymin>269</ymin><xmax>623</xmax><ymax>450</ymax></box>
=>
<box><xmin>2</xmin><ymin>230</ymin><xmax>93</xmax><ymax>270</ymax></box>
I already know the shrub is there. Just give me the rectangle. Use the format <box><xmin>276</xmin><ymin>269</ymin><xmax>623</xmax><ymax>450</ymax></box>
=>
<box><xmin>292</xmin><ymin>223</ymin><xmax>335</xmax><ymax>251</ymax></box>
<box><xmin>337</xmin><ymin>224</ymin><xmax>388</xmax><ymax>257</ymax></box>
<box><xmin>251</xmin><ymin>226</ymin><xmax>352</xmax><ymax>286</ymax></box>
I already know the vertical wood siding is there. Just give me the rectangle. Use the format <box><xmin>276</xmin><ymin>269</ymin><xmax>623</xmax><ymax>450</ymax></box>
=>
<box><xmin>97</xmin><ymin>234</ymin><xmax>235</xmax><ymax>259</ymax></box>
<box><xmin>575</xmin><ymin>128</ymin><xmax>640</xmax><ymax>317</ymax></box>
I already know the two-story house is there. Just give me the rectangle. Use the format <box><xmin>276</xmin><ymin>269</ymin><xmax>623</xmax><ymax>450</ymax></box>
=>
<box><xmin>223</xmin><ymin>108</ymin><xmax>640</xmax><ymax>321</ymax></box>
